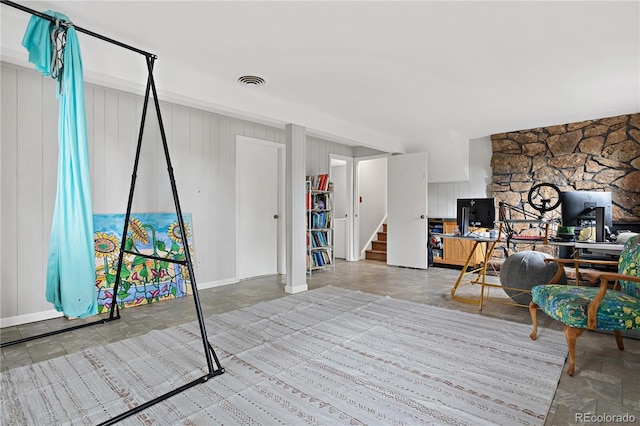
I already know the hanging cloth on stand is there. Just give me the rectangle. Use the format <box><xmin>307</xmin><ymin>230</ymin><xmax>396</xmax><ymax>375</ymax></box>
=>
<box><xmin>22</xmin><ymin>11</ymin><xmax>97</xmax><ymax>319</ymax></box>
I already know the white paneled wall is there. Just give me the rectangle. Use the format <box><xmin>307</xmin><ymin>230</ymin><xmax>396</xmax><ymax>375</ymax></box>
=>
<box><xmin>1</xmin><ymin>62</ymin><xmax>306</xmax><ymax>324</ymax></box>
<box><xmin>306</xmin><ymin>136</ymin><xmax>354</xmax><ymax>176</ymax></box>
<box><xmin>1</xmin><ymin>67</ymin><xmax>52</xmax><ymax>319</ymax></box>
<box><xmin>427</xmin><ymin>182</ymin><xmax>472</xmax><ymax>218</ymax></box>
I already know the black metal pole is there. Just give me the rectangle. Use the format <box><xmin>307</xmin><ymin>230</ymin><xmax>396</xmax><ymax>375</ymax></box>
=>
<box><xmin>107</xmin><ymin>64</ymin><xmax>154</xmax><ymax>320</ymax></box>
<box><xmin>0</xmin><ymin>0</ymin><xmax>156</xmax><ymax>59</ymax></box>
<box><xmin>0</xmin><ymin>316</ymin><xmax>116</xmax><ymax>347</ymax></box>
<box><xmin>145</xmin><ymin>55</ymin><xmax>222</xmax><ymax>376</ymax></box>
<box><xmin>96</xmin><ymin>373</ymin><xmax>219</xmax><ymax>426</ymax></box>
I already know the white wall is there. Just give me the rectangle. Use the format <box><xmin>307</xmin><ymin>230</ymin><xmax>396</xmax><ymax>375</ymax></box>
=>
<box><xmin>357</xmin><ymin>157</ymin><xmax>388</xmax><ymax>256</ymax></box>
<box><xmin>427</xmin><ymin>130</ymin><xmax>470</xmax><ymax>183</ymax></box>
<box><xmin>427</xmin><ymin>136</ymin><xmax>492</xmax><ymax>218</ymax></box>
<box><xmin>1</xmin><ymin>62</ymin><xmax>362</xmax><ymax>326</ymax></box>
<box><xmin>403</xmin><ymin>130</ymin><xmax>470</xmax><ymax>183</ymax></box>
<box><xmin>468</xmin><ymin>135</ymin><xmax>493</xmax><ymax>196</ymax></box>
<box><xmin>306</xmin><ymin>136</ymin><xmax>354</xmax><ymax>176</ymax></box>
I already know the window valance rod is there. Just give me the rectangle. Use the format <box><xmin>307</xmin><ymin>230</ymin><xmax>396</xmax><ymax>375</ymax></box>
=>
<box><xmin>1</xmin><ymin>0</ymin><xmax>157</xmax><ymax>59</ymax></box>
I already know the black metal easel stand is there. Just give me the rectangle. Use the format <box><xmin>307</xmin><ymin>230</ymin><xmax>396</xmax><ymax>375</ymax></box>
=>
<box><xmin>0</xmin><ymin>1</ymin><xmax>225</xmax><ymax>423</ymax></box>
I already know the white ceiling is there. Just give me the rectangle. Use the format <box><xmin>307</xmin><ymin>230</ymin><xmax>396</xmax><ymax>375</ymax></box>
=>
<box><xmin>2</xmin><ymin>1</ymin><xmax>639</xmax><ymax>155</ymax></box>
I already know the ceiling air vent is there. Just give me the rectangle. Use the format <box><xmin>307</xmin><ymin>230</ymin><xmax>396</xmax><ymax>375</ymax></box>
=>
<box><xmin>237</xmin><ymin>75</ymin><xmax>265</xmax><ymax>86</ymax></box>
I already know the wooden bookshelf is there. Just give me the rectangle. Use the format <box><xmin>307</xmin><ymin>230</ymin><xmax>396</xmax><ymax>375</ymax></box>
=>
<box><xmin>306</xmin><ymin>175</ymin><xmax>334</xmax><ymax>273</ymax></box>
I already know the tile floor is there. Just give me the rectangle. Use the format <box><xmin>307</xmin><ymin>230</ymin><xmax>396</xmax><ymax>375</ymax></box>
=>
<box><xmin>1</xmin><ymin>260</ymin><xmax>639</xmax><ymax>425</ymax></box>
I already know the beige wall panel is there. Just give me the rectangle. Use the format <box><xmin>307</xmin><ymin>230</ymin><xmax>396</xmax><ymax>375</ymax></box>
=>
<box><xmin>102</xmin><ymin>90</ymin><xmax>120</xmax><ymax>212</ymax></box>
<box><xmin>16</xmin><ymin>69</ymin><xmax>45</xmax><ymax>313</ymax></box>
<box><xmin>1</xmin><ymin>66</ymin><xmax>18</xmax><ymax>318</ymax></box>
<box><xmin>307</xmin><ymin>136</ymin><xmax>354</xmax><ymax>175</ymax></box>
<box><xmin>41</xmin><ymin>75</ymin><xmax>58</xmax><ymax>307</ymax></box>
<box><xmin>208</xmin><ymin>114</ymin><xmax>221</xmax><ymax>280</ymax></box>
<box><xmin>90</xmin><ymin>88</ymin><xmax>106</xmax><ymax>212</ymax></box>
<box><xmin>117</xmin><ymin>93</ymin><xmax>138</xmax><ymax>212</ymax></box>
<box><xmin>187</xmin><ymin>110</ymin><xmax>205</xmax><ymax>272</ymax></box>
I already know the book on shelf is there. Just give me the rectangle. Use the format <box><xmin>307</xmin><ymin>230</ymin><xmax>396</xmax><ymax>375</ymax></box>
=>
<box><xmin>311</xmin><ymin>231</ymin><xmax>328</xmax><ymax>247</ymax></box>
<box><xmin>308</xmin><ymin>213</ymin><xmax>330</xmax><ymax>230</ymax></box>
<box><xmin>306</xmin><ymin>173</ymin><xmax>330</xmax><ymax>191</ymax></box>
<box><xmin>320</xmin><ymin>174</ymin><xmax>329</xmax><ymax>191</ymax></box>
<box><xmin>311</xmin><ymin>212</ymin><xmax>328</xmax><ymax>229</ymax></box>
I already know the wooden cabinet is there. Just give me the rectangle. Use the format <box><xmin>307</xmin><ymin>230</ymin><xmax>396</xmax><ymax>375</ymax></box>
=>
<box><xmin>430</xmin><ymin>219</ymin><xmax>484</xmax><ymax>267</ymax></box>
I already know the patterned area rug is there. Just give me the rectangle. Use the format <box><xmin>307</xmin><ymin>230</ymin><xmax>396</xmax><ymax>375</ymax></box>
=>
<box><xmin>1</xmin><ymin>287</ymin><xmax>567</xmax><ymax>425</ymax></box>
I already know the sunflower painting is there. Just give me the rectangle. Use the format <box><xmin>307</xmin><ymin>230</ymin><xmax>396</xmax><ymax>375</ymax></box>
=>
<box><xmin>93</xmin><ymin>213</ymin><xmax>195</xmax><ymax>313</ymax></box>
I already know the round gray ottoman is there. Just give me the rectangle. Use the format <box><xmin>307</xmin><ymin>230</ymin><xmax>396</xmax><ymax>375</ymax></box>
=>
<box><xmin>500</xmin><ymin>251</ymin><xmax>567</xmax><ymax>305</ymax></box>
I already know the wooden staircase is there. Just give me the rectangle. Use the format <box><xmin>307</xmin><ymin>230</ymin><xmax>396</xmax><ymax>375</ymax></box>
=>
<box><xmin>365</xmin><ymin>224</ymin><xmax>387</xmax><ymax>261</ymax></box>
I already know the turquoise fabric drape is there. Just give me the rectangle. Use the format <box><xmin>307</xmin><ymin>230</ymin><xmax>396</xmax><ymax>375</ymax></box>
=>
<box><xmin>23</xmin><ymin>12</ymin><xmax>97</xmax><ymax>318</ymax></box>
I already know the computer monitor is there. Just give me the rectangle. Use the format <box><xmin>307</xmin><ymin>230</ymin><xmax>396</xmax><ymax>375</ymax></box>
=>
<box><xmin>560</xmin><ymin>191</ymin><xmax>612</xmax><ymax>241</ymax></box>
<box><xmin>456</xmin><ymin>198</ymin><xmax>496</xmax><ymax>236</ymax></box>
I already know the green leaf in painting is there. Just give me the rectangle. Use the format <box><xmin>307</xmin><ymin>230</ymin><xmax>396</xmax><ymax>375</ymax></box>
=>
<box><xmin>171</xmin><ymin>241</ymin><xmax>180</xmax><ymax>252</ymax></box>
<box><xmin>156</xmin><ymin>240</ymin><xmax>166</xmax><ymax>252</ymax></box>
<box><xmin>119</xmin><ymin>264</ymin><xmax>130</xmax><ymax>279</ymax></box>
<box><xmin>133</xmin><ymin>255</ymin><xmax>146</xmax><ymax>266</ymax></box>
<box><xmin>106</xmin><ymin>272</ymin><xmax>116</xmax><ymax>285</ymax></box>
<box><xmin>171</xmin><ymin>287</ymin><xmax>177</xmax><ymax>296</ymax></box>
<box><xmin>139</xmin><ymin>267</ymin><xmax>149</xmax><ymax>279</ymax></box>
<box><xmin>117</xmin><ymin>290</ymin><xmax>129</xmax><ymax>300</ymax></box>
<box><xmin>125</xmin><ymin>237</ymin><xmax>134</xmax><ymax>251</ymax></box>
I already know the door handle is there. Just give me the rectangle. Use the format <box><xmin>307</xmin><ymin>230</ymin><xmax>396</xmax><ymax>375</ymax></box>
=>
<box><xmin>273</xmin><ymin>214</ymin><xmax>279</xmax><ymax>219</ymax></box>
<box><xmin>420</xmin><ymin>215</ymin><xmax>426</xmax><ymax>219</ymax></box>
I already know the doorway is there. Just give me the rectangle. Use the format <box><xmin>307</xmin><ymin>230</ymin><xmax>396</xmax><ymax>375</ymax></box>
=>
<box><xmin>236</xmin><ymin>136</ymin><xmax>285</xmax><ymax>279</ymax></box>
<box><xmin>330</xmin><ymin>154</ymin><xmax>354</xmax><ymax>261</ymax></box>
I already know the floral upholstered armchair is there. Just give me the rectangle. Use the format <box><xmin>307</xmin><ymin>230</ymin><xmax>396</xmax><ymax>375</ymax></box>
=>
<box><xmin>529</xmin><ymin>235</ymin><xmax>640</xmax><ymax>376</ymax></box>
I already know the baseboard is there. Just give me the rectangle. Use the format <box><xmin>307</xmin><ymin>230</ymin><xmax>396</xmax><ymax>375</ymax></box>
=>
<box><xmin>0</xmin><ymin>309</ymin><xmax>64</xmax><ymax>328</ymax></box>
<box><xmin>196</xmin><ymin>277</ymin><xmax>240</xmax><ymax>291</ymax></box>
<box><xmin>0</xmin><ymin>278</ymin><xmax>239</xmax><ymax>328</ymax></box>
<box><xmin>285</xmin><ymin>283</ymin><xmax>308</xmax><ymax>294</ymax></box>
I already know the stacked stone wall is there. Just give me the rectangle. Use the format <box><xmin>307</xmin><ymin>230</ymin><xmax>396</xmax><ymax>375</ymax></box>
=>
<box><xmin>491</xmin><ymin>113</ymin><xmax>640</xmax><ymax>225</ymax></box>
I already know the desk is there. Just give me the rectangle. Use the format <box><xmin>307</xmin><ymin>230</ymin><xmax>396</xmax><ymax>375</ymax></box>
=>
<box><xmin>574</xmin><ymin>241</ymin><xmax>624</xmax><ymax>253</ymax></box>
<box><xmin>444</xmin><ymin>235</ymin><xmax>624</xmax><ymax>310</ymax></box>
<box><xmin>443</xmin><ymin>234</ymin><xmax>504</xmax><ymax>310</ymax></box>
<box><xmin>570</xmin><ymin>241</ymin><xmax>624</xmax><ymax>284</ymax></box>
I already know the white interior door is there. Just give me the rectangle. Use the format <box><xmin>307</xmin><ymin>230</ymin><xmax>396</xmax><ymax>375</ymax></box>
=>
<box><xmin>330</xmin><ymin>157</ymin><xmax>350</xmax><ymax>259</ymax></box>
<box><xmin>334</xmin><ymin>219</ymin><xmax>346</xmax><ymax>258</ymax></box>
<box><xmin>387</xmin><ymin>152</ymin><xmax>429</xmax><ymax>269</ymax></box>
<box><xmin>237</xmin><ymin>137</ymin><xmax>280</xmax><ymax>279</ymax></box>
<box><xmin>331</xmin><ymin>154</ymin><xmax>357</xmax><ymax>261</ymax></box>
